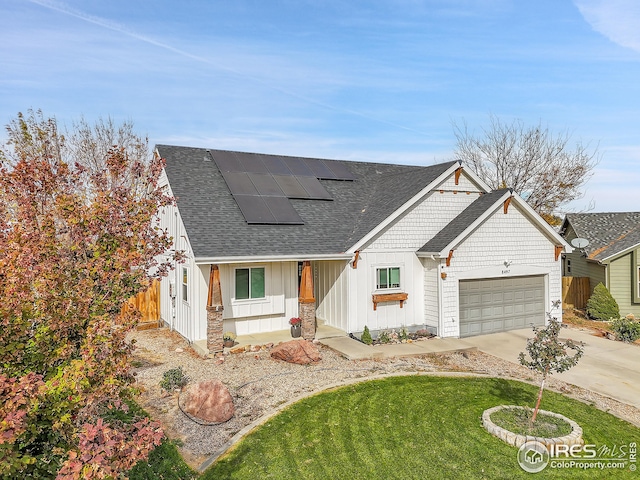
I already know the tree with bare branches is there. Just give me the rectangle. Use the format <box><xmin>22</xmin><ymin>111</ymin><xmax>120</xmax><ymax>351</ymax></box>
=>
<box><xmin>452</xmin><ymin>115</ymin><xmax>598</xmax><ymax>224</ymax></box>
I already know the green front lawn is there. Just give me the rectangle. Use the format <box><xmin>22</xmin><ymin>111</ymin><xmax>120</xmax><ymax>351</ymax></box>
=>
<box><xmin>201</xmin><ymin>376</ymin><xmax>639</xmax><ymax>479</ymax></box>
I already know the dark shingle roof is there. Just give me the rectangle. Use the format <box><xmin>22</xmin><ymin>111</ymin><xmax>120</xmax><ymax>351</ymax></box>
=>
<box><xmin>418</xmin><ymin>189</ymin><xmax>511</xmax><ymax>254</ymax></box>
<box><xmin>563</xmin><ymin>212</ymin><xmax>640</xmax><ymax>261</ymax></box>
<box><xmin>158</xmin><ymin>145</ymin><xmax>458</xmax><ymax>259</ymax></box>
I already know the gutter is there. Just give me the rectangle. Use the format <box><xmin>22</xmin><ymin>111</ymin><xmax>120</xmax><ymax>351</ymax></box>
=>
<box><xmin>194</xmin><ymin>253</ymin><xmax>353</xmax><ymax>265</ymax></box>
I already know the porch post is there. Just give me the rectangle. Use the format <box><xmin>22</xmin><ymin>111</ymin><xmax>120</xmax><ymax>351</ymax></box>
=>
<box><xmin>206</xmin><ymin>264</ymin><xmax>224</xmax><ymax>354</ymax></box>
<box><xmin>298</xmin><ymin>260</ymin><xmax>316</xmax><ymax>340</ymax></box>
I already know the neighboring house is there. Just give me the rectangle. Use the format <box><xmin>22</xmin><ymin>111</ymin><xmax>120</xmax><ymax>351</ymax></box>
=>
<box><xmin>156</xmin><ymin>145</ymin><xmax>571</xmax><ymax>354</ymax></box>
<box><xmin>560</xmin><ymin>212</ymin><xmax>640</xmax><ymax>317</ymax></box>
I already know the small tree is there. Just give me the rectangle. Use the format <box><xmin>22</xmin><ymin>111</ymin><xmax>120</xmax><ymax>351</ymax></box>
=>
<box><xmin>361</xmin><ymin>326</ymin><xmax>373</xmax><ymax>345</ymax></box>
<box><xmin>586</xmin><ymin>283</ymin><xmax>620</xmax><ymax>321</ymax></box>
<box><xmin>519</xmin><ymin>305</ymin><xmax>583</xmax><ymax>423</ymax></box>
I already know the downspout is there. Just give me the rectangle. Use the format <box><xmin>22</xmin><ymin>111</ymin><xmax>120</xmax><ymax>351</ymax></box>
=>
<box><xmin>171</xmin><ymin>211</ymin><xmax>178</xmax><ymax>331</ymax></box>
<box><xmin>437</xmin><ymin>261</ymin><xmax>444</xmax><ymax>337</ymax></box>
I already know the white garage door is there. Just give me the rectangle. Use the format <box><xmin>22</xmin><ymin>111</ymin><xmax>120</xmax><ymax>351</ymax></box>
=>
<box><xmin>459</xmin><ymin>275</ymin><xmax>545</xmax><ymax>338</ymax></box>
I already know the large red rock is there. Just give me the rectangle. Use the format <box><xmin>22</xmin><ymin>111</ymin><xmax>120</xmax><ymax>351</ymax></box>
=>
<box><xmin>182</xmin><ymin>379</ymin><xmax>234</xmax><ymax>423</ymax></box>
<box><xmin>270</xmin><ymin>340</ymin><xmax>321</xmax><ymax>364</ymax></box>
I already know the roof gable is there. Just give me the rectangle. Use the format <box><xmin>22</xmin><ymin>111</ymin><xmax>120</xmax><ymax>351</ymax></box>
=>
<box><xmin>418</xmin><ymin>189</ymin><xmax>511</xmax><ymax>255</ymax></box>
<box><xmin>419</xmin><ymin>189</ymin><xmax>570</xmax><ymax>256</ymax></box>
<box><xmin>562</xmin><ymin>212</ymin><xmax>640</xmax><ymax>262</ymax></box>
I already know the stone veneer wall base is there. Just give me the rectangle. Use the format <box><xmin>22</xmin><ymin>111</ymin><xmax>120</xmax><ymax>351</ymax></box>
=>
<box><xmin>207</xmin><ymin>305</ymin><xmax>224</xmax><ymax>354</ymax></box>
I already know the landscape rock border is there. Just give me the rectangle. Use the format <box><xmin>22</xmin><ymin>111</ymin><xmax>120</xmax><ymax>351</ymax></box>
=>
<box><xmin>482</xmin><ymin>405</ymin><xmax>583</xmax><ymax>448</ymax></box>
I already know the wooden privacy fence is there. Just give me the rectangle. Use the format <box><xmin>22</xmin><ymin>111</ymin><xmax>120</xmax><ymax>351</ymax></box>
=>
<box><xmin>562</xmin><ymin>277</ymin><xmax>590</xmax><ymax>310</ymax></box>
<box><xmin>122</xmin><ymin>279</ymin><xmax>160</xmax><ymax>324</ymax></box>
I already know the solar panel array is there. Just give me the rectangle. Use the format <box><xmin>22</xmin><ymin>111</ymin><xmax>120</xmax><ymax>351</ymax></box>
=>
<box><xmin>210</xmin><ymin>150</ymin><xmax>355</xmax><ymax>225</ymax></box>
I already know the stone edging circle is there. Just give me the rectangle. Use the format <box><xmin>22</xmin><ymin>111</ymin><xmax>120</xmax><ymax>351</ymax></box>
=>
<box><xmin>482</xmin><ymin>405</ymin><xmax>583</xmax><ymax>448</ymax></box>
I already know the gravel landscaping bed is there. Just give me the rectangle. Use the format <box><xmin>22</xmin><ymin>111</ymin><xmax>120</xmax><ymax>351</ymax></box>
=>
<box><xmin>131</xmin><ymin>327</ymin><xmax>640</xmax><ymax>468</ymax></box>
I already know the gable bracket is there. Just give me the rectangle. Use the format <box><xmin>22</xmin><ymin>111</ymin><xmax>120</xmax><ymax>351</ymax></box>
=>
<box><xmin>454</xmin><ymin>167</ymin><xmax>463</xmax><ymax>185</ymax></box>
<box><xmin>446</xmin><ymin>249</ymin><xmax>454</xmax><ymax>267</ymax></box>
<box><xmin>503</xmin><ymin>196</ymin><xmax>513</xmax><ymax>214</ymax></box>
<box><xmin>555</xmin><ymin>245</ymin><xmax>563</xmax><ymax>261</ymax></box>
<box><xmin>352</xmin><ymin>250</ymin><xmax>360</xmax><ymax>269</ymax></box>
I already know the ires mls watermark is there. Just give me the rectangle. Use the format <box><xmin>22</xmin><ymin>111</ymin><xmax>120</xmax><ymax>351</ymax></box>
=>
<box><xmin>517</xmin><ymin>440</ymin><xmax>637</xmax><ymax>473</ymax></box>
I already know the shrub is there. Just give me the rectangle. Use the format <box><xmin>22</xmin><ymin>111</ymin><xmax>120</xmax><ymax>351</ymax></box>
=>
<box><xmin>610</xmin><ymin>317</ymin><xmax>640</xmax><ymax>343</ymax></box>
<box><xmin>378</xmin><ymin>331</ymin><xmax>391</xmax><ymax>344</ymax></box>
<box><xmin>398</xmin><ymin>327</ymin><xmax>409</xmax><ymax>342</ymax></box>
<box><xmin>586</xmin><ymin>283</ymin><xmax>620</xmax><ymax>321</ymax></box>
<box><xmin>361</xmin><ymin>326</ymin><xmax>372</xmax><ymax>345</ymax></box>
<box><xmin>160</xmin><ymin>367</ymin><xmax>189</xmax><ymax>392</ymax></box>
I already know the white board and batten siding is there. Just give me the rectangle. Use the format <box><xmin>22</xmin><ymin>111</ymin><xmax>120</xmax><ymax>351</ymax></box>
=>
<box><xmin>156</xmin><ymin>171</ymin><xmax>202</xmax><ymax>342</ymax></box>
<box><xmin>440</xmin><ymin>202</ymin><xmax>562</xmax><ymax>337</ymax></box>
<box><xmin>315</xmin><ymin>261</ymin><xmax>350</xmax><ymax>332</ymax></box>
<box><xmin>348</xmin><ymin>251</ymin><xmax>424</xmax><ymax>333</ymax></box>
<box><xmin>216</xmin><ymin>262</ymin><xmax>299</xmax><ymax>336</ymax></box>
<box><xmin>421</xmin><ymin>257</ymin><xmax>440</xmax><ymax>331</ymax></box>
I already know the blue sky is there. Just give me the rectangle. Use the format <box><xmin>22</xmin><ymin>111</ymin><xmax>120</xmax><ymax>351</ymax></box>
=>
<box><xmin>2</xmin><ymin>0</ymin><xmax>639</xmax><ymax>213</ymax></box>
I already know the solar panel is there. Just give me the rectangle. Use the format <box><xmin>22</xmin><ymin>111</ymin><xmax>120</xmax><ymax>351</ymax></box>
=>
<box><xmin>264</xmin><ymin>196</ymin><xmax>304</xmax><ymax>224</ymax></box>
<box><xmin>237</xmin><ymin>152</ymin><xmax>270</xmax><ymax>174</ymax></box>
<box><xmin>221</xmin><ymin>172</ymin><xmax>258</xmax><ymax>196</ymax></box>
<box><xmin>273</xmin><ymin>175</ymin><xmax>310</xmax><ymax>199</ymax></box>
<box><xmin>234</xmin><ymin>195</ymin><xmax>277</xmax><ymax>224</ymax></box>
<box><xmin>325</xmin><ymin>160</ymin><xmax>357</xmax><ymax>180</ymax></box>
<box><xmin>248</xmin><ymin>173</ymin><xmax>285</xmax><ymax>197</ymax></box>
<box><xmin>304</xmin><ymin>158</ymin><xmax>336</xmax><ymax>179</ymax></box>
<box><xmin>261</xmin><ymin>155</ymin><xmax>292</xmax><ymax>175</ymax></box>
<box><xmin>297</xmin><ymin>176</ymin><xmax>332</xmax><ymax>200</ymax></box>
<box><xmin>282</xmin><ymin>156</ymin><xmax>314</xmax><ymax>176</ymax></box>
<box><xmin>212</xmin><ymin>150</ymin><xmax>243</xmax><ymax>172</ymax></box>
<box><xmin>212</xmin><ymin>150</ymin><xmax>355</xmax><ymax>225</ymax></box>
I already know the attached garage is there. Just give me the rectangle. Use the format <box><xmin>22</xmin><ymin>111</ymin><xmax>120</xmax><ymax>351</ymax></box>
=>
<box><xmin>459</xmin><ymin>275</ymin><xmax>545</xmax><ymax>337</ymax></box>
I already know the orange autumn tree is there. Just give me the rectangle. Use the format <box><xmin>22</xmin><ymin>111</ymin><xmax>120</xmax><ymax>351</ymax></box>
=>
<box><xmin>0</xmin><ymin>110</ymin><xmax>176</xmax><ymax>479</ymax></box>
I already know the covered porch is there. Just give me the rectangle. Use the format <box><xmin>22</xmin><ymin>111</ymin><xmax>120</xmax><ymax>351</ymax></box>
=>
<box><xmin>203</xmin><ymin>259</ymin><xmax>337</xmax><ymax>354</ymax></box>
<box><xmin>192</xmin><ymin>322</ymin><xmax>347</xmax><ymax>356</ymax></box>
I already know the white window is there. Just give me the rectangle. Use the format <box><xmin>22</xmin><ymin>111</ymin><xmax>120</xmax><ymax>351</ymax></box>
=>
<box><xmin>376</xmin><ymin>267</ymin><xmax>400</xmax><ymax>290</ymax></box>
<box><xmin>235</xmin><ymin>267</ymin><xmax>266</xmax><ymax>300</ymax></box>
<box><xmin>182</xmin><ymin>267</ymin><xmax>188</xmax><ymax>303</ymax></box>
<box><xmin>637</xmin><ymin>266</ymin><xmax>640</xmax><ymax>298</ymax></box>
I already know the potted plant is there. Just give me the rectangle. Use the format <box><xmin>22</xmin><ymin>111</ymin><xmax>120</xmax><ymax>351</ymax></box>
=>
<box><xmin>289</xmin><ymin>317</ymin><xmax>302</xmax><ymax>338</ymax></box>
<box><xmin>222</xmin><ymin>332</ymin><xmax>236</xmax><ymax>348</ymax></box>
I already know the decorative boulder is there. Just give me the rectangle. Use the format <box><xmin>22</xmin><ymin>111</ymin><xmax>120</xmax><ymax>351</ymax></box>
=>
<box><xmin>270</xmin><ymin>340</ymin><xmax>321</xmax><ymax>364</ymax></box>
<box><xmin>182</xmin><ymin>379</ymin><xmax>234</xmax><ymax>423</ymax></box>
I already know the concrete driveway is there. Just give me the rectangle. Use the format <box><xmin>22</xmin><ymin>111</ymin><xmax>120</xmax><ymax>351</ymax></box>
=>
<box><xmin>459</xmin><ymin>327</ymin><xmax>640</xmax><ymax>409</ymax></box>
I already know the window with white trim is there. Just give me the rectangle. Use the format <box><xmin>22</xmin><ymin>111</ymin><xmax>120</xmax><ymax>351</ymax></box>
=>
<box><xmin>376</xmin><ymin>267</ymin><xmax>400</xmax><ymax>290</ymax></box>
<box><xmin>637</xmin><ymin>266</ymin><xmax>640</xmax><ymax>299</ymax></box>
<box><xmin>235</xmin><ymin>267</ymin><xmax>266</xmax><ymax>300</ymax></box>
<box><xmin>182</xmin><ymin>267</ymin><xmax>188</xmax><ymax>303</ymax></box>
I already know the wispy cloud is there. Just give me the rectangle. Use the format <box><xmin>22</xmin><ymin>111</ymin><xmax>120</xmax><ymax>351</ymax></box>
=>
<box><xmin>574</xmin><ymin>0</ymin><xmax>640</xmax><ymax>53</ymax></box>
<box><xmin>27</xmin><ymin>0</ymin><xmax>432</xmax><ymax>137</ymax></box>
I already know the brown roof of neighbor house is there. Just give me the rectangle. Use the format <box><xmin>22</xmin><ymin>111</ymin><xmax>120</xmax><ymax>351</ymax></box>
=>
<box><xmin>561</xmin><ymin>212</ymin><xmax>640</xmax><ymax>262</ymax></box>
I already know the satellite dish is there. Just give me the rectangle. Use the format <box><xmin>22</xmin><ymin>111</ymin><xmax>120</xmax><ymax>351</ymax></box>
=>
<box><xmin>571</xmin><ymin>238</ymin><xmax>590</xmax><ymax>249</ymax></box>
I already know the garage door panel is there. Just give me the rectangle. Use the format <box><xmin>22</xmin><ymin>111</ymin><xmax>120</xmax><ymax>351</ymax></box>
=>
<box><xmin>459</xmin><ymin>275</ymin><xmax>545</xmax><ymax>337</ymax></box>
